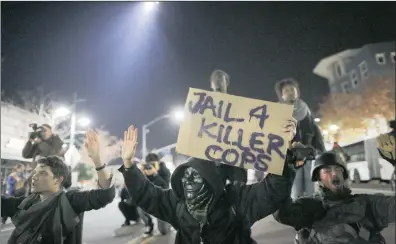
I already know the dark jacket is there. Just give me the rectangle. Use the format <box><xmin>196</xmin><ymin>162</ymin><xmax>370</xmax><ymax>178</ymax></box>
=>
<box><xmin>146</xmin><ymin>173</ymin><xmax>168</xmax><ymax>189</ymax></box>
<box><xmin>120</xmin><ymin>158</ymin><xmax>294</xmax><ymax>244</ymax></box>
<box><xmin>296</xmin><ymin>114</ymin><xmax>325</xmax><ymax>153</ymax></box>
<box><xmin>273</xmin><ymin>193</ymin><xmax>395</xmax><ymax>243</ymax></box>
<box><xmin>120</xmin><ymin>187</ymin><xmax>130</xmax><ymax>202</ymax></box>
<box><xmin>22</xmin><ymin>135</ymin><xmax>64</xmax><ymax>163</ymax></box>
<box><xmin>1</xmin><ymin>186</ymin><xmax>115</xmax><ymax>244</ymax></box>
<box><xmin>157</xmin><ymin>162</ymin><xmax>171</xmax><ymax>187</ymax></box>
<box><xmin>219</xmin><ymin>163</ymin><xmax>248</xmax><ymax>184</ymax></box>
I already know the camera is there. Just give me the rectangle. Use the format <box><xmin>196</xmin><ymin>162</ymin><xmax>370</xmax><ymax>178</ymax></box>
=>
<box><xmin>28</xmin><ymin>123</ymin><xmax>44</xmax><ymax>140</ymax></box>
<box><xmin>290</xmin><ymin>147</ymin><xmax>316</xmax><ymax>161</ymax></box>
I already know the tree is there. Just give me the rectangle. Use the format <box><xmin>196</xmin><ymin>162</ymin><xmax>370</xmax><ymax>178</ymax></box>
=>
<box><xmin>73</xmin><ymin>163</ymin><xmax>95</xmax><ymax>181</ymax></box>
<box><xmin>16</xmin><ymin>87</ymin><xmax>60</xmax><ymax>118</ymax></box>
<box><xmin>359</xmin><ymin>78</ymin><xmax>395</xmax><ymax>120</ymax></box>
<box><xmin>2</xmin><ymin>89</ymin><xmax>122</xmax><ymax>166</ymax></box>
<box><xmin>78</xmin><ymin>129</ymin><xmax>122</xmax><ymax>165</ymax></box>
<box><xmin>318</xmin><ymin>77</ymin><xmax>395</xmax><ymax>135</ymax></box>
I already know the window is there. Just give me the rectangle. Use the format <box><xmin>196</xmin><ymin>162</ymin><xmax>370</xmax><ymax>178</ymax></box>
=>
<box><xmin>349</xmin><ymin>70</ymin><xmax>359</xmax><ymax>87</ymax></box>
<box><xmin>341</xmin><ymin>81</ymin><xmax>353</xmax><ymax>93</ymax></box>
<box><xmin>335</xmin><ymin>62</ymin><xmax>343</xmax><ymax>77</ymax></box>
<box><xmin>376</xmin><ymin>53</ymin><xmax>386</xmax><ymax>65</ymax></box>
<box><xmin>391</xmin><ymin>51</ymin><xmax>395</xmax><ymax>63</ymax></box>
<box><xmin>359</xmin><ymin>61</ymin><xmax>369</xmax><ymax>80</ymax></box>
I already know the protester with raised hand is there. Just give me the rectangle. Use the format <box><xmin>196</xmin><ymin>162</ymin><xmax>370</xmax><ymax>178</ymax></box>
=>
<box><xmin>119</xmin><ymin>120</ymin><xmax>303</xmax><ymax>244</ymax></box>
<box><xmin>273</xmin><ymin>152</ymin><xmax>393</xmax><ymax>244</ymax></box>
<box><xmin>1</xmin><ymin>129</ymin><xmax>115</xmax><ymax>244</ymax></box>
<box><xmin>275</xmin><ymin>78</ymin><xmax>325</xmax><ymax>199</ymax></box>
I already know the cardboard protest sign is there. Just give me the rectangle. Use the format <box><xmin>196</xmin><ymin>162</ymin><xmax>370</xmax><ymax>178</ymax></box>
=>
<box><xmin>176</xmin><ymin>88</ymin><xmax>294</xmax><ymax>175</ymax></box>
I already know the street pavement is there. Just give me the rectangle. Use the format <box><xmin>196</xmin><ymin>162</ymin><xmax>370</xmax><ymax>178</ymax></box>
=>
<box><xmin>0</xmin><ymin>185</ymin><xmax>394</xmax><ymax>244</ymax></box>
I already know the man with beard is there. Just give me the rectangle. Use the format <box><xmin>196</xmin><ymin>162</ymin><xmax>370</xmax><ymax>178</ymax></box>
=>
<box><xmin>273</xmin><ymin>152</ymin><xmax>393</xmax><ymax>244</ymax></box>
<box><xmin>1</xmin><ymin>130</ymin><xmax>115</xmax><ymax>244</ymax></box>
<box><xmin>210</xmin><ymin>69</ymin><xmax>248</xmax><ymax>184</ymax></box>
<box><xmin>119</xmin><ymin>120</ymin><xmax>303</xmax><ymax>244</ymax></box>
<box><xmin>275</xmin><ymin>78</ymin><xmax>325</xmax><ymax>199</ymax></box>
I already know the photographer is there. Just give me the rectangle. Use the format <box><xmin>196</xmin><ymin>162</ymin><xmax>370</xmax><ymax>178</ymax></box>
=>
<box><xmin>22</xmin><ymin>124</ymin><xmax>65</xmax><ymax>164</ymax></box>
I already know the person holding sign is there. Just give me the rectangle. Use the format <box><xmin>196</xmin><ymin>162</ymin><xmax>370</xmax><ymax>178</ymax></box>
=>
<box><xmin>275</xmin><ymin>78</ymin><xmax>325</xmax><ymax>199</ymax></box>
<box><xmin>119</xmin><ymin>120</ymin><xmax>304</xmax><ymax>244</ymax></box>
<box><xmin>210</xmin><ymin>69</ymin><xmax>249</xmax><ymax>184</ymax></box>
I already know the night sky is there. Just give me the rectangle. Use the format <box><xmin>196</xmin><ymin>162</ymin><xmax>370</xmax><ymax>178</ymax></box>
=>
<box><xmin>2</xmin><ymin>2</ymin><xmax>396</xmax><ymax>153</ymax></box>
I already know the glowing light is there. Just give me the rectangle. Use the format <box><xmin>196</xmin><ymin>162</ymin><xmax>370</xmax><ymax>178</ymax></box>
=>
<box><xmin>329</xmin><ymin>124</ymin><xmax>339</xmax><ymax>132</ymax></box>
<box><xmin>53</xmin><ymin>107</ymin><xmax>71</xmax><ymax>118</ymax></box>
<box><xmin>143</xmin><ymin>2</ymin><xmax>159</xmax><ymax>12</ymax></box>
<box><xmin>172</xmin><ymin>108</ymin><xmax>185</xmax><ymax>122</ymax></box>
<box><xmin>78</xmin><ymin>117</ymin><xmax>91</xmax><ymax>127</ymax></box>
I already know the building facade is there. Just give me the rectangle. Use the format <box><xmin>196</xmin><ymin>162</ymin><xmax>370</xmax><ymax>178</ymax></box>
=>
<box><xmin>313</xmin><ymin>41</ymin><xmax>395</xmax><ymax>94</ymax></box>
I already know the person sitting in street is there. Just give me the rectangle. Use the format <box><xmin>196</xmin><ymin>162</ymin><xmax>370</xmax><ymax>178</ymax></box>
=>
<box><xmin>137</xmin><ymin>160</ymin><xmax>171</xmax><ymax>237</ymax></box>
<box><xmin>119</xmin><ymin>120</ymin><xmax>303</xmax><ymax>244</ymax></box>
<box><xmin>119</xmin><ymin>184</ymin><xmax>140</xmax><ymax>227</ymax></box>
<box><xmin>1</xmin><ymin>129</ymin><xmax>115</xmax><ymax>244</ymax></box>
<box><xmin>273</xmin><ymin>152</ymin><xmax>393</xmax><ymax>244</ymax></box>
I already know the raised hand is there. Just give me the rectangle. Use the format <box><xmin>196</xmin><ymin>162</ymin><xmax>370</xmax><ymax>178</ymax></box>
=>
<box><xmin>376</xmin><ymin>133</ymin><xmax>396</xmax><ymax>164</ymax></box>
<box><xmin>122</xmin><ymin>124</ymin><xmax>138</xmax><ymax>168</ymax></box>
<box><xmin>85</xmin><ymin>129</ymin><xmax>101</xmax><ymax>164</ymax></box>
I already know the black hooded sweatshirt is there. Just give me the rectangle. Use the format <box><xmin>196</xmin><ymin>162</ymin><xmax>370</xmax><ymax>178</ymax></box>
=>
<box><xmin>119</xmin><ymin>157</ymin><xmax>295</xmax><ymax>244</ymax></box>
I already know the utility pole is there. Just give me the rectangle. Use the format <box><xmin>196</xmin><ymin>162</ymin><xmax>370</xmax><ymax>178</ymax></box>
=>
<box><xmin>70</xmin><ymin>92</ymin><xmax>86</xmax><ymax>147</ymax></box>
<box><xmin>142</xmin><ymin>125</ymin><xmax>148</xmax><ymax>158</ymax></box>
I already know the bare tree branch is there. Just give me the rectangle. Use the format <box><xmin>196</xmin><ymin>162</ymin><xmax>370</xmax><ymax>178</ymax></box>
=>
<box><xmin>319</xmin><ymin>77</ymin><xmax>396</xmax><ymax>142</ymax></box>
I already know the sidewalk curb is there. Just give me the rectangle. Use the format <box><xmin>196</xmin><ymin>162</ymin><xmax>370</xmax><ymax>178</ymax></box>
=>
<box><xmin>351</xmin><ymin>188</ymin><xmax>394</xmax><ymax>195</ymax></box>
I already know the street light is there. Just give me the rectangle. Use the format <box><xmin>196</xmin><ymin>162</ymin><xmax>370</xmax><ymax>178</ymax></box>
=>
<box><xmin>142</xmin><ymin>107</ymin><xmax>184</xmax><ymax>157</ymax></box>
<box><xmin>78</xmin><ymin>117</ymin><xmax>91</xmax><ymax>127</ymax></box>
<box><xmin>53</xmin><ymin>107</ymin><xmax>71</xmax><ymax>118</ymax></box>
<box><xmin>172</xmin><ymin>108</ymin><xmax>185</xmax><ymax>123</ymax></box>
<box><xmin>329</xmin><ymin>124</ymin><xmax>339</xmax><ymax>132</ymax></box>
<box><xmin>314</xmin><ymin>118</ymin><xmax>321</xmax><ymax>123</ymax></box>
<box><xmin>143</xmin><ymin>1</ymin><xmax>159</xmax><ymax>12</ymax></box>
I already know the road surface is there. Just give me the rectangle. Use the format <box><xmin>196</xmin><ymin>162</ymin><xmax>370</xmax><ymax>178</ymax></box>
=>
<box><xmin>0</xmin><ymin>185</ymin><xmax>394</xmax><ymax>244</ymax></box>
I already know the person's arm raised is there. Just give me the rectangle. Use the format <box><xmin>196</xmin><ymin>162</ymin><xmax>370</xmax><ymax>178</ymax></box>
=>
<box><xmin>273</xmin><ymin>197</ymin><xmax>326</xmax><ymax>230</ymax></box>
<box><xmin>66</xmin><ymin>129</ymin><xmax>116</xmax><ymax>214</ymax></box>
<box><xmin>1</xmin><ymin>196</ymin><xmax>25</xmax><ymax>218</ymax></box>
<box><xmin>121</xmin><ymin>125</ymin><xmax>179</xmax><ymax>227</ymax></box>
<box><xmin>229</xmin><ymin>119</ymin><xmax>300</xmax><ymax>224</ymax></box>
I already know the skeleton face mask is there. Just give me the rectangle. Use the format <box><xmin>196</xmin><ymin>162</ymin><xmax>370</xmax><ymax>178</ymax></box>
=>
<box><xmin>181</xmin><ymin>167</ymin><xmax>208</xmax><ymax>200</ymax></box>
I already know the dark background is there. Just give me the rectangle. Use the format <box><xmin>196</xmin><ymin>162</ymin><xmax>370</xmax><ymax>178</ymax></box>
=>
<box><xmin>2</xmin><ymin>2</ymin><xmax>396</xmax><ymax>152</ymax></box>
